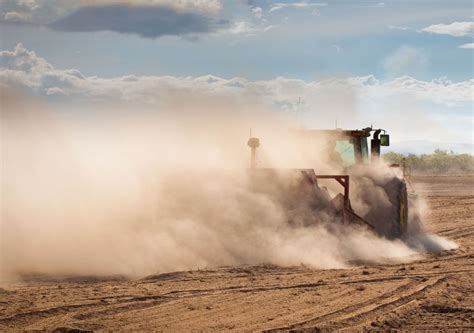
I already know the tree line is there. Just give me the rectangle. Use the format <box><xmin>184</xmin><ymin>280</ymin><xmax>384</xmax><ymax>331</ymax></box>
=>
<box><xmin>383</xmin><ymin>150</ymin><xmax>474</xmax><ymax>175</ymax></box>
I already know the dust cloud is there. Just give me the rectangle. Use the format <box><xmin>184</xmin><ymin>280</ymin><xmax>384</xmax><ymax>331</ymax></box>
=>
<box><xmin>0</xmin><ymin>89</ymin><xmax>456</xmax><ymax>279</ymax></box>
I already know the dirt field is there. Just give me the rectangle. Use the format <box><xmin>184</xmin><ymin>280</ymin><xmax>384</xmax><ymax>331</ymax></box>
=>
<box><xmin>1</xmin><ymin>175</ymin><xmax>473</xmax><ymax>332</ymax></box>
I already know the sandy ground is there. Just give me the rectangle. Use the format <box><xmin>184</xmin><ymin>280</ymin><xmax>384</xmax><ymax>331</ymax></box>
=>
<box><xmin>1</xmin><ymin>175</ymin><xmax>473</xmax><ymax>332</ymax></box>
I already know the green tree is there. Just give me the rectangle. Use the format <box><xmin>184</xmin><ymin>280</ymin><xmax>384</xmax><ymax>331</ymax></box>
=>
<box><xmin>383</xmin><ymin>150</ymin><xmax>474</xmax><ymax>175</ymax></box>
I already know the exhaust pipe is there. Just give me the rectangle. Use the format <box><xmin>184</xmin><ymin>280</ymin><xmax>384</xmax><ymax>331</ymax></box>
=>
<box><xmin>371</xmin><ymin>129</ymin><xmax>381</xmax><ymax>162</ymax></box>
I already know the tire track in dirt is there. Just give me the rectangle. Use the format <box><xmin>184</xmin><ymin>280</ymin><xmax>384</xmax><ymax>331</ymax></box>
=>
<box><xmin>2</xmin><ymin>269</ymin><xmax>471</xmax><ymax>328</ymax></box>
<box><xmin>72</xmin><ymin>296</ymin><xmax>171</xmax><ymax>321</ymax></box>
<box><xmin>265</xmin><ymin>279</ymin><xmax>422</xmax><ymax>332</ymax></box>
<box><xmin>266</xmin><ymin>275</ymin><xmax>446</xmax><ymax>332</ymax></box>
<box><xmin>438</xmin><ymin>226</ymin><xmax>474</xmax><ymax>240</ymax></box>
<box><xmin>19</xmin><ymin>272</ymin><xmax>447</xmax><ymax>327</ymax></box>
<box><xmin>0</xmin><ymin>294</ymin><xmax>172</xmax><ymax>327</ymax></box>
<box><xmin>24</xmin><ymin>267</ymin><xmax>474</xmax><ymax>322</ymax></box>
<box><xmin>0</xmin><ymin>302</ymin><xmax>100</xmax><ymax>327</ymax></box>
<box><xmin>437</xmin><ymin>225</ymin><xmax>474</xmax><ymax>235</ymax></box>
<box><xmin>339</xmin><ymin>269</ymin><xmax>472</xmax><ymax>284</ymax></box>
<box><xmin>412</xmin><ymin>252</ymin><xmax>471</xmax><ymax>264</ymax></box>
<box><xmin>141</xmin><ymin>268</ymin><xmax>473</xmax><ymax>299</ymax></box>
<box><xmin>153</xmin><ymin>293</ymin><xmax>275</xmax><ymax>330</ymax></box>
<box><xmin>314</xmin><ymin>276</ymin><xmax>448</xmax><ymax>331</ymax></box>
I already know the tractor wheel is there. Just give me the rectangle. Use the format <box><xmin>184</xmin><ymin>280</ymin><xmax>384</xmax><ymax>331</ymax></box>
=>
<box><xmin>382</xmin><ymin>177</ymin><xmax>408</xmax><ymax>238</ymax></box>
<box><xmin>362</xmin><ymin>176</ymin><xmax>408</xmax><ymax>239</ymax></box>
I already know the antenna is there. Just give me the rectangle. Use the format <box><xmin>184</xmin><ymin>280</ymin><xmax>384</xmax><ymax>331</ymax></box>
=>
<box><xmin>335</xmin><ymin>116</ymin><xmax>338</xmax><ymax>129</ymax></box>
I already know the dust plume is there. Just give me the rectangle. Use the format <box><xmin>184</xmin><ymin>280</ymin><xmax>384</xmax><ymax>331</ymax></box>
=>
<box><xmin>0</xmin><ymin>88</ymin><xmax>455</xmax><ymax>279</ymax></box>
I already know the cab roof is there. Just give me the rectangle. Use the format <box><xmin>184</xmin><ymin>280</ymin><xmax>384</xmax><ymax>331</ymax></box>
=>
<box><xmin>300</xmin><ymin>128</ymin><xmax>372</xmax><ymax>139</ymax></box>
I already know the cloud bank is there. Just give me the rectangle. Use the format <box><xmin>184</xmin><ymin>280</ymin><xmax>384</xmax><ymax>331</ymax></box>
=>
<box><xmin>458</xmin><ymin>43</ymin><xmax>474</xmax><ymax>49</ymax></box>
<box><xmin>421</xmin><ymin>21</ymin><xmax>474</xmax><ymax>37</ymax></box>
<box><xmin>1</xmin><ymin>43</ymin><xmax>472</xmax><ymax>148</ymax></box>
<box><xmin>1</xmin><ymin>44</ymin><xmax>472</xmax><ymax>110</ymax></box>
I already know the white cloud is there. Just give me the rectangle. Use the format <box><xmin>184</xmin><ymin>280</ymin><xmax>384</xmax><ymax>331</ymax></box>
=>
<box><xmin>380</xmin><ymin>76</ymin><xmax>473</xmax><ymax>107</ymax></box>
<box><xmin>0</xmin><ymin>43</ymin><xmax>52</xmax><ymax>72</ymax></box>
<box><xmin>269</xmin><ymin>2</ymin><xmax>327</xmax><ymax>13</ymax></box>
<box><xmin>217</xmin><ymin>20</ymin><xmax>277</xmax><ymax>36</ymax></box>
<box><xmin>420</xmin><ymin>21</ymin><xmax>474</xmax><ymax>37</ymax></box>
<box><xmin>383</xmin><ymin>46</ymin><xmax>428</xmax><ymax>77</ymax></box>
<box><xmin>46</xmin><ymin>86</ymin><xmax>67</xmax><ymax>95</ymax></box>
<box><xmin>220</xmin><ymin>21</ymin><xmax>259</xmax><ymax>36</ymax></box>
<box><xmin>251</xmin><ymin>6</ymin><xmax>263</xmax><ymax>19</ymax></box>
<box><xmin>3</xmin><ymin>10</ymin><xmax>31</xmax><ymax>22</ymax></box>
<box><xmin>388</xmin><ymin>25</ymin><xmax>411</xmax><ymax>31</ymax></box>
<box><xmin>263</xmin><ymin>24</ymin><xmax>278</xmax><ymax>32</ymax></box>
<box><xmin>0</xmin><ymin>1</ymin><xmax>83</xmax><ymax>24</ymax></box>
<box><xmin>458</xmin><ymin>43</ymin><xmax>474</xmax><ymax>49</ymax></box>
<box><xmin>0</xmin><ymin>44</ymin><xmax>472</xmax><ymax>110</ymax></box>
<box><xmin>17</xmin><ymin>0</ymin><xmax>40</xmax><ymax>10</ymax></box>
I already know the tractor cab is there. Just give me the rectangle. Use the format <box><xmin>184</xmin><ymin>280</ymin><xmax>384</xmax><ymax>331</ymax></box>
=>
<box><xmin>302</xmin><ymin>127</ymin><xmax>390</xmax><ymax>167</ymax></box>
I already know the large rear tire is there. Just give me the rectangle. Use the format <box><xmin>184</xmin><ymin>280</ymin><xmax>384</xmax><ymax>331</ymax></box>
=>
<box><xmin>364</xmin><ymin>177</ymin><xmax>408</xmax><ymax>239</ymax></box>
<box><xmin>391</xmin><ymin>178</ymin><xmax>408</xmax><ymax>237</ymax></box>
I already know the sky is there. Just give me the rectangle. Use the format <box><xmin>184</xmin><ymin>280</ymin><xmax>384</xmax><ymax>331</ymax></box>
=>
<box><xmin>0</xmin><ymin>0</ymin><xmax>473</xmax><ymax>153</ymax></box>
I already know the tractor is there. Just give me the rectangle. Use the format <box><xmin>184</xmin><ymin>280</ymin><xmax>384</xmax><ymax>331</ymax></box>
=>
<box><xmin>247</xmin><ymin>127</ymin><xmax>409</xmax><ymax>239</ymax></box>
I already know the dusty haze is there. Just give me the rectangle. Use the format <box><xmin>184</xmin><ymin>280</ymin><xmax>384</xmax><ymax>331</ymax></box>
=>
<box><xmin>0</xmin><ymin>89</ymin><xmax>456</xmax><ymax>279</ymax></box>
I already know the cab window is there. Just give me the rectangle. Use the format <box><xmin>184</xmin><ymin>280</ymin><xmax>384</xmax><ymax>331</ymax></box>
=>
<box><xmin>335</xmin><ymin>140</ymin><xmax>356</xmax><ymax>167</ymax></box>
<box><xmin>361</xmin><ymin>138</ymin><xmax>369</xmax><ymax>162</ymax></box>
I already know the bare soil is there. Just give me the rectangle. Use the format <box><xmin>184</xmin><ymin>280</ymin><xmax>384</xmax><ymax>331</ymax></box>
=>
<box><xmin>1</xmin><ymin>175</ymin><xmax>473</xmax><ymax>332</ymax></box>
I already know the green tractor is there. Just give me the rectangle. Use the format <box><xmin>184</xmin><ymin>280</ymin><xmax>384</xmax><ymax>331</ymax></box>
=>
<box><xmin>247</xmin><ymin>127</ymin><xmax>408</xmax><ymax>239</ymax></box>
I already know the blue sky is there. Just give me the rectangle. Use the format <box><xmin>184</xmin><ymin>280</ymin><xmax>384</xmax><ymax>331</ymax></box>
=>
<box><xmin>1</xmin><ymin>0</ymin><xmax>472</xmax><ymax>80</ymax></box>
<box><xmin>0</xmin><ymin>0</ymin><xmax>473</xmax><ymax>152</ymax></box>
